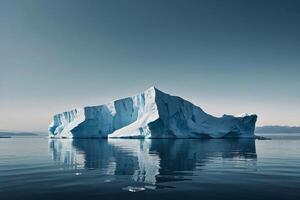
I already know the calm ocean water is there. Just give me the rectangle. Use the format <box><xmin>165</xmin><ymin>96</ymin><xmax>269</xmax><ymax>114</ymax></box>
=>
<box><xmin>1</xmin><ymin>134</ymin><xmax>300</xmax><ymax>200</ymax></box>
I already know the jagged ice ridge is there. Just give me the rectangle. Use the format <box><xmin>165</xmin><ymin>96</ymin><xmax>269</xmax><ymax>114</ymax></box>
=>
<box><xmin>49</xmin><ymin>87</ymin><xmax>257</xmax><ymax>138</ymax></box>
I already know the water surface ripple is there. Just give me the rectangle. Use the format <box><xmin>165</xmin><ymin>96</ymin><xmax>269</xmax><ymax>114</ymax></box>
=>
<box><xmin>0</xmin><ymin>134</ymin><xmax>300</xmax><ymax>200</ymax></box>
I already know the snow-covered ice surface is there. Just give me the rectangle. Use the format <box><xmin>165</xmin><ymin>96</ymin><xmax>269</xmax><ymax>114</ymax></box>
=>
<box><xmin>48</xmin><ymin>87</ymin><xmax>257</xmax><ymax>138</ymax></box>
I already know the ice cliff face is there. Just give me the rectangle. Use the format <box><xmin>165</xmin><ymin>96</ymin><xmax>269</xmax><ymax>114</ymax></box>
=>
<box><xmin>49</xmin><ymin>87</ymin><xmax>257</xmax><ymax>138</ymax></box>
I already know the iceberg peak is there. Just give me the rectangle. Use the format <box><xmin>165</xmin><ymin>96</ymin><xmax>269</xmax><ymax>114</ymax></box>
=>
<box><xmin>146</xmin><ymin>86</ymin><xmax>158</xmax><ymax>91</ymax></box>
<box><xmin>144</xmin><ymin>86</ymin><xmax>163</xmax><ymax>96</ymax></box>
<box><xmin>49</xmin><ymin>87</ymin><xmax>257</xmax><ymax>138</ymax></box>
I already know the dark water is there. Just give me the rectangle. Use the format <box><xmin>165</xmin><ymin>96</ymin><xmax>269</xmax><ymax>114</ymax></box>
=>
<box><xmin>1</xmin><ymin>134</ymin><xmax>300</xmax><ymax>200</ymax></box>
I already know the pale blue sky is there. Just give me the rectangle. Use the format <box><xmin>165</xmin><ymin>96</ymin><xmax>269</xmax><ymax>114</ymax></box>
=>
<box><xmin>0</xmin><ymin>0</ymin><xmax>299</xmax><ymax>131</ymax></box>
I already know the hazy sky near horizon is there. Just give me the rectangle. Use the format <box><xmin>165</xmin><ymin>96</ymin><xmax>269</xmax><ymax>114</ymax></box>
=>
<box><xmin>0</xmin><ymin>0</ymin><xmax>300</xmax><ymax>132</ymax></box>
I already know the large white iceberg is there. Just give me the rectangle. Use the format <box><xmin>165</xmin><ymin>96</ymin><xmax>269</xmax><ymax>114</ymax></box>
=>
<box><xmin>49</xmin><ymin>87</ymin><xmax>257</xmax><ymax>138</ymax></box>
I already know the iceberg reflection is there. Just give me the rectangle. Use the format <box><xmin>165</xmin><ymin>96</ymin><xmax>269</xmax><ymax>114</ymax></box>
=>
<box><xmin>49</xmin><ymin>139</ymin><xmax>257</xmax><ymax>185</ymax></box>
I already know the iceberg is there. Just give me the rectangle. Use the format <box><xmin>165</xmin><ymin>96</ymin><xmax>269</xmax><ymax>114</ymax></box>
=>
<box><xmin>48</xmin><ymin>87</ymin><xmax>257</xmax><ymax>138</ymax></box>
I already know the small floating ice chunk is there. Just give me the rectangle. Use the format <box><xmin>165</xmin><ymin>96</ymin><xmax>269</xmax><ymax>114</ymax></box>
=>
<box><xmin>145</xmin><ymin>185</ymin><xmax>156</xmax><ymax>190</ymax></box>
<box><xmin>122</xmin><ymin>186</ymin><xmax>146</xmax><ymax>192</ymax></box>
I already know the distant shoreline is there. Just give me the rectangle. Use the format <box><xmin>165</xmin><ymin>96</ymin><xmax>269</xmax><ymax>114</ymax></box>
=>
<box><xmin>2</xmin><ymin>126</ymin><xmax>300</xmax><ymax>137</ymax></box>
<box><xmin>255</xmin><ymin>126</ymin><xmax>300</xmax><ymax>133</ymax></box>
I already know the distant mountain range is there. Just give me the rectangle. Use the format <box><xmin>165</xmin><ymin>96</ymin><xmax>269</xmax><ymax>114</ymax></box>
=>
<box><xmin>255</xmin><ymin>126</ymin><xmax>300</xmax><ymax>133</ymax></box>
<box><xmin>0</xmin><ymin>131</ymin><xmax>48</xmax><ymax>137</ymax></box>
